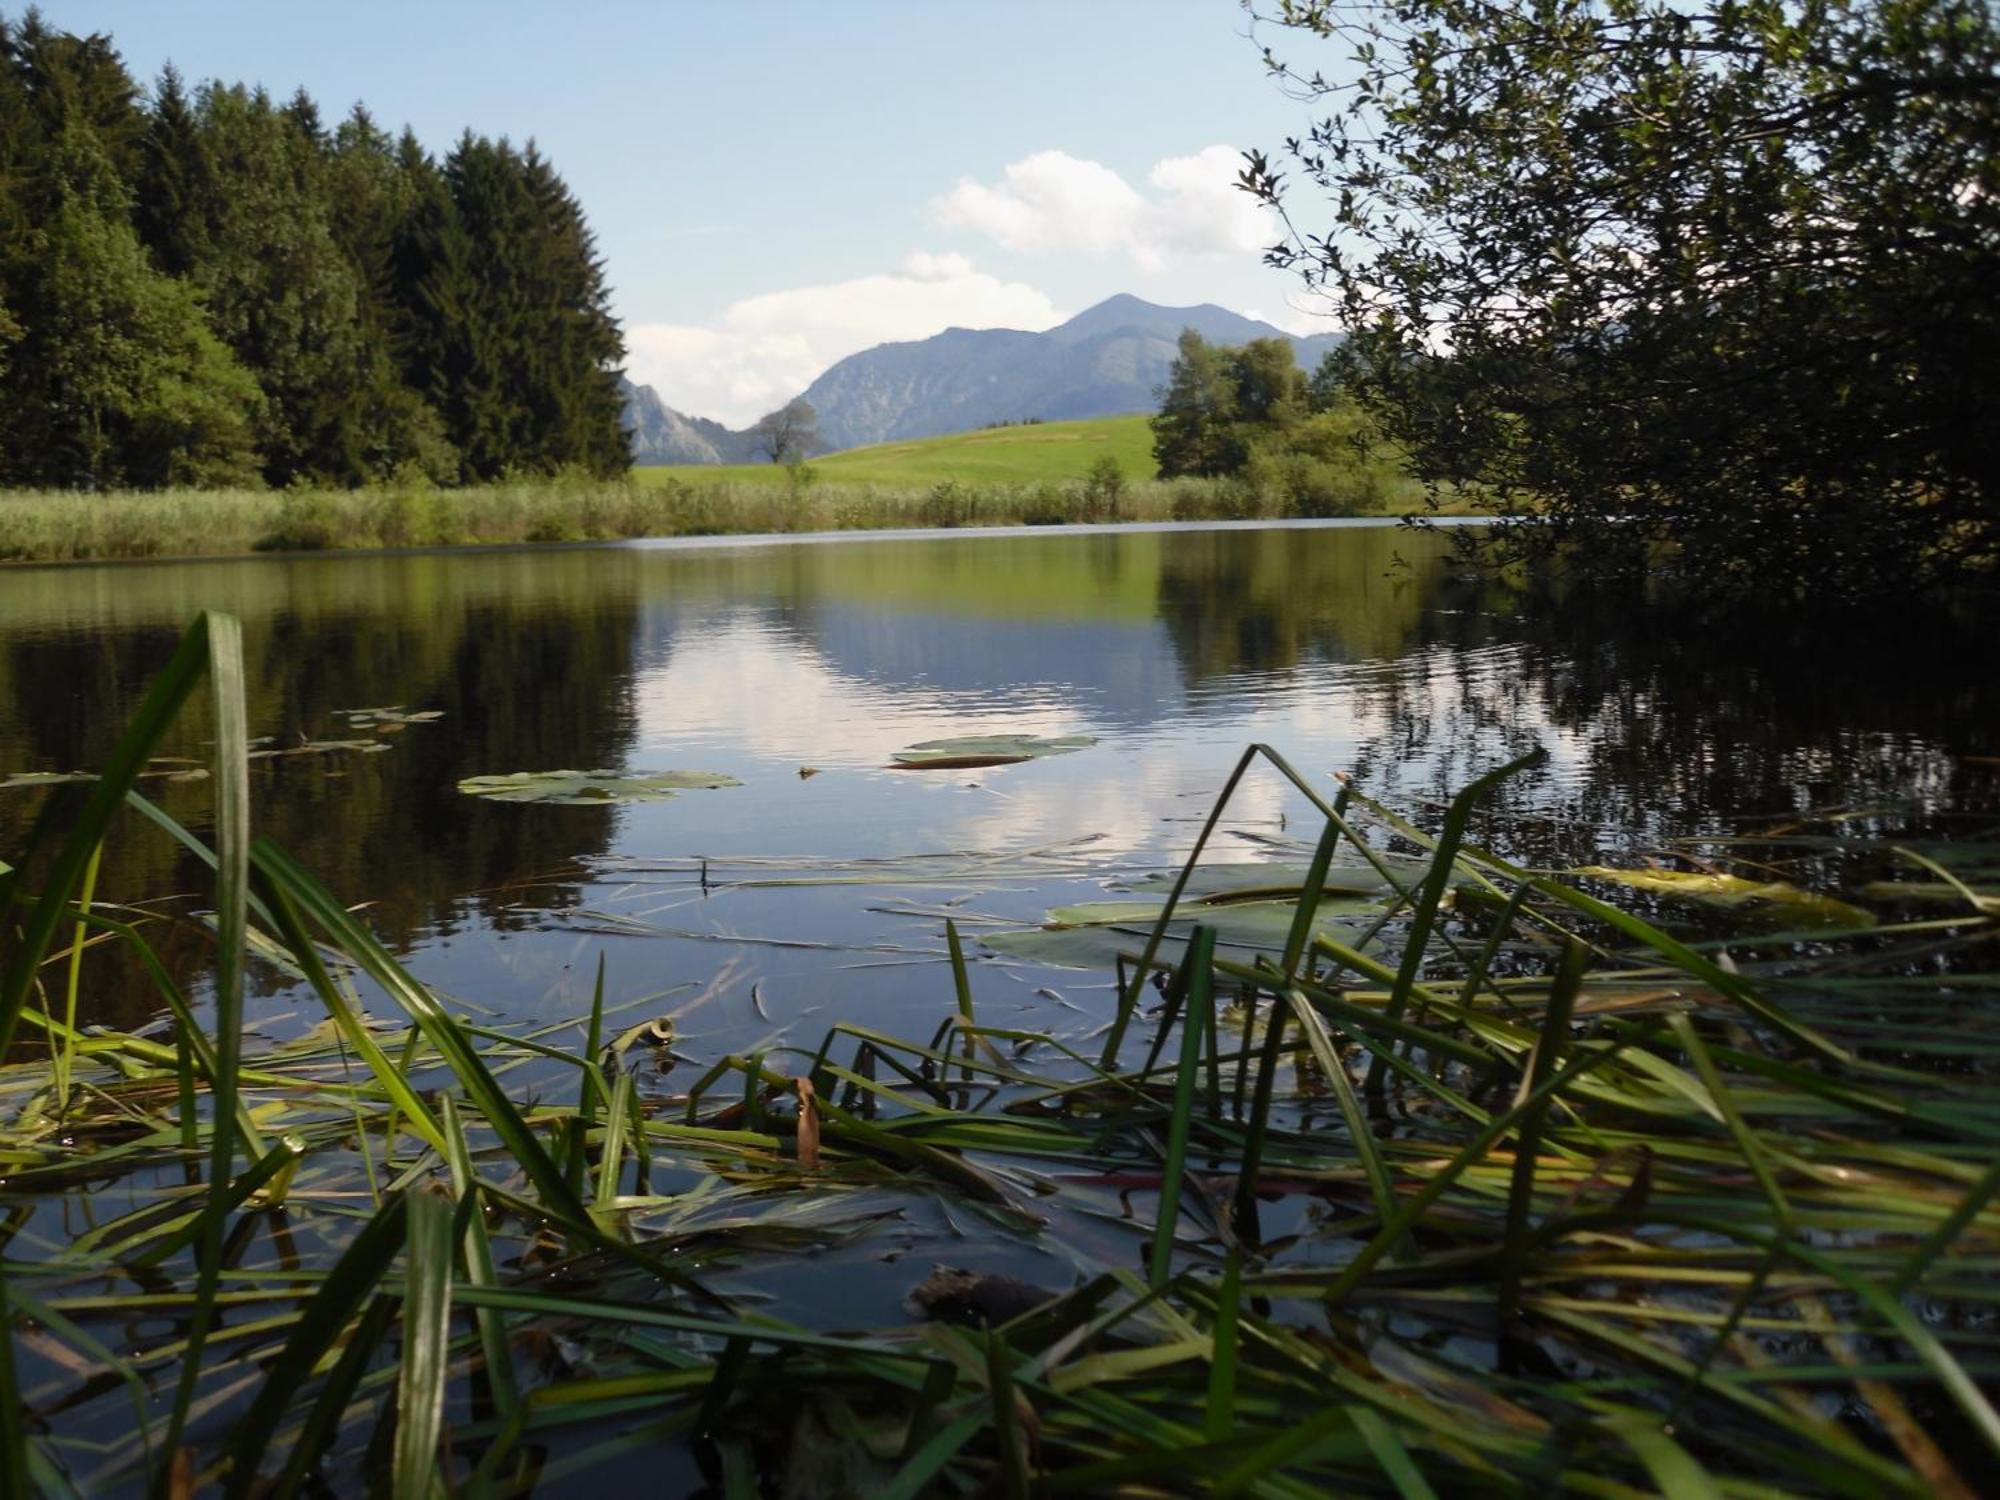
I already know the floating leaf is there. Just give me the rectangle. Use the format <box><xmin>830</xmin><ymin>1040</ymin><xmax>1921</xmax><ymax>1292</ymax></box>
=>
<box><xmin>890</xmin><ymin>734</ymin><xmax>1096</xmax><ymax>770</ymax></box>
<box><xmin>984</xmin><ymin>894</ymin><xmax>1384</xmax><ymax>970</ymax></box>
<box><xmin>5</xmin><ymin>758</ymin><xmax>209</xmax><ymax>791</ymax></box>
<box><xmin>248</xmin><ymin>739</ymin><xmax>393</xmax><ymax>761</ymax></box>
<box><xmin>457</xmin><ymin>768</ymin><xmax>742</xmax><ymax>805</ymax></box>
<box><xmin>343</xmin><ymin>707</ymin><xmax>445</xmax><ymax>730</ymax></box>
<box><xmin>1118</xmin><ymin>859</ymin><xmax>1429</xmax><ymax>900</ymax></box>
<box><xmin>0</xmin><ymin>770</ymin><xmax>96</xmax><ymax>791</ymax></box>
<box><xmin>1570</xmin><ymin>866</ymin><xmax>1873</xmax><ymax>929</ymax></box>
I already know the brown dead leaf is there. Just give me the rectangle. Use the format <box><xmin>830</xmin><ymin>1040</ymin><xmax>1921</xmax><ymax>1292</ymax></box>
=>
<box><xmin>795</xmin><ymin>1076</ymin><xmax>821</xmax><ymax>1170</ymax></box>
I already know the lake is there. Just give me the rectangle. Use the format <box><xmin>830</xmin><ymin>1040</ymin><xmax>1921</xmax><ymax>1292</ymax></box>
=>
<box><xmin>7</xmin><ymin>518</ymin><xmax>2000</xmax><ymax>1493</ymax></box>
<box><xmin>2</xmin><ymin>518</ymin><xmax>1994</xmax><ymax>1048</ymax></box>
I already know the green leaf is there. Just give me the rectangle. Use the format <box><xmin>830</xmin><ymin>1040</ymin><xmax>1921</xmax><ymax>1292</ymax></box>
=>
<box><xmin>1571</xmin><ymin>866</ymin><xmax>1873</xmax><ymax>929</ymax></box>
<box><xmin>457</xmin><ymin>768</ymin><xmax>742</xmax><ymax>804</ymax></box>
<box><xmin>889</xmin><ymin>734</ymin><xmax>1096</xmax><ymax>769</ymax></box>
<box><xmin>396</xmin><ymin>1190</ymin><xmax>454</xmax><ymax>1500</ymax></box>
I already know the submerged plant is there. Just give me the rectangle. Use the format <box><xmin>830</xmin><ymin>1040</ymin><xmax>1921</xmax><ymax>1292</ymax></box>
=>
<box><xmin>1</xmin><ymin>617</ymin><xmax>1996</xmax><ymax>1496</ymax></box>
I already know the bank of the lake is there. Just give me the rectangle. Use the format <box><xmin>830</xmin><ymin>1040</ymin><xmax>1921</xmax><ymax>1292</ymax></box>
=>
<box><xmin>0</xmin><ymin>471</ymin><xmax>1438</xmax><ymax>566</ymax></box>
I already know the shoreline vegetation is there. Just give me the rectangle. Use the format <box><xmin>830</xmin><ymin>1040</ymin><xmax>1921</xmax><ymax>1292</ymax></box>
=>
<box><xmin>0</xmin><ymin>468</ymin><xmax>1436</xmax><ymax>567</ymax></box>
<box><xmin>3</xmin><ymin>615</ymin><xmax>1996</xmax><ymax>1494</ymax></box>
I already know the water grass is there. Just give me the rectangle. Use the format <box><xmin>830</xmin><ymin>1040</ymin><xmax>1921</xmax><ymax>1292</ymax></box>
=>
<box><xmin>2</xmin><ymin>615</ymin><xmax>1997</xmax><ymax>1495</ymax></box>
<box><xmin>0</xmin><ymin>467</ymin><xmax>1420</xmax><ymax>567</ymax></box>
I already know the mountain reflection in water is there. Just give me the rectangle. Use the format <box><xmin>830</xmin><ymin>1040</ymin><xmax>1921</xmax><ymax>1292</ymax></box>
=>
<box><xmin>2</xmin><ymin>521</ymin><xmax>1993</xmax><ymax>1032</ymax></box>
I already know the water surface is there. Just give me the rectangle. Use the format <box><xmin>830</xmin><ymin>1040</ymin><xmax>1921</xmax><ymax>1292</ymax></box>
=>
<box><xmin>3</xmin><ymin>520</ymin><xmax>1994</xmax><ymax>1043</ymax></box>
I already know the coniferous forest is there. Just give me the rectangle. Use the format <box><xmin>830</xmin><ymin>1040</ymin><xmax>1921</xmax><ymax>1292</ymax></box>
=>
<box><xmin>0</xmin><ymin>11</ymin><xmax>629</xmax><ymax>491</ymax></box>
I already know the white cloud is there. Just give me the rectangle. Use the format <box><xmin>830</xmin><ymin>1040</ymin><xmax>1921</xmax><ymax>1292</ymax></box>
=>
<box><xmin>626</xmin><ymin>257</ymin><xmax>1063</xmax><ymax>425</ymax></box>
<box><xmin>932</xmin><ymin>145</ymin><xmax>1275</xmax><ymax>272</ymax></box>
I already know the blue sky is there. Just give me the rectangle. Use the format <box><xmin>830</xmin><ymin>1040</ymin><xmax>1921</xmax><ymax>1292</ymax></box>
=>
<box><xmin>41</xmin><ymin>1</ymin><xmax>1341</xmax><ymax>422</ymax></box>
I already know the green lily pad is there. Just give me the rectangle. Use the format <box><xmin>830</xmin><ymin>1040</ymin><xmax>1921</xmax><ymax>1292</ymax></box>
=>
<box><xmin>343</xmin><ymin>706</ymin><xmax>445</xmax><ymax>730</ymax></box>
<box><xmin>1570</xmin><ymin>866</ymin><xmax>1873</xmax><ymax>929</ymax></box>
<box><xmin>983</xmin><ymin>893</ymin><xmax>1386</xmax><ymax>970</ymax></box>
<box><xmin>457</xmin><ymin>768</ymin><xmax>743</xmax><ymax>805</ymax></box>
<box><xmin>248</xmin><ymin>739</ymin><xmax>393</xmax><ymax>760</ymax></box>
<box><xmin>890</xmin><ymin>734</ymin><xmax>1097</xmax><ymax>770</ymax></box>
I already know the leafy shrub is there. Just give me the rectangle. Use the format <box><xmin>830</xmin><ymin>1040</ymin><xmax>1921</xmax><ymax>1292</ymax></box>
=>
<box><xmin>1080</xmin><ymin>456</ymin><xmax>1127</xmax><ymax>520</ymax></box>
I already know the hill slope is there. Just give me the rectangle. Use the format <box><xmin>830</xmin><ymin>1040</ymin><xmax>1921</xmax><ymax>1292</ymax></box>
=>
<box><xmin>620</xmin><ymin>377</ymin><xmax>760</xmax><ymax>464</ymax></box>
<box><xmin>632</xmin><ymin>415</ymin><xmax>1157</xmax><ymax>488</ymax></box>
<box><xmin>621</xmin><ymin>294</ymin><xmax>1343</xmax><ymax>463</ymax></box>
<box><xmin>796</xmin><ymin>296</ymin><xmax>1342</xmax><ymax>451</ymax></box>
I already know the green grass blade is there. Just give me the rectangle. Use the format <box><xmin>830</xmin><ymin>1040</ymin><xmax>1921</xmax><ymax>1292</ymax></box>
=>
<box><xmin>947</xmin><ymin>917</ymin><xmax>976</xmax><ymax>1082</ymax></box>
<box><xmin>0</xmin><ymin>613</ymin><xmax>213</xmax><ymax>1057</ymax></box>
<box><xmin>1101</xmin><ymin>746</ymin><xmax>1259</xmax><ymax>1067</ymax></box>
<box><xmin>396</xmin><ymin>1189</ymin><xmax>454</xmax><ymax>1500</ymax></box>
<box><xmin>1347</xmin><ymin>1405</ymin><xmax>1438</xmax><ymax>1500</ymax></box>
<box><xmin>254</xmin><ymin>871</ymin><xmax>449</xmax><ymax>1156</ymax></box>
<box><xmin>0</xmin><ymin>1274</ymin><xmax>31</xmax><ymax>1500</ymax></box>
<box><xmin>53</xmin><ymin>839</ymin><xmax>103</xmax><ymax>1115</ymax></box>
<box><xmin>1205</xmin><ymin>1250</ymin><xmax>1241</xmax><ymax>1443</ymax></box>
<box><xmin>155</xmin><ymin>612</ymin><xmax>251</xmax><ymax>1495</ymax></box>
<box><xmin>248</xmin><ymin>840</ymin><xmax>582</xmax><ymax>1218</ymax></box>
<box><xmin>1279</xmin><ymin>811</ymin><xmax>1345</xmax><ymax>980</ymax></box>
<box><xmin>1286</xmin><ymin>985</ymin><xmax>1394</xmax><ymax>1223</ymax></box>
<box><xmin>269</xmin><ymin>1293</ymin><xmax>398</xmax><ymax>1500</ymax></box>
<box><xmin>1498</xmin><ymin>936</ymin><xmax>1588</xmax><ymax>1345</ymax></box>
<box><xmin>987</xmin><ymin>1329</ymin><xmax>1031</xmax><ymax>1500</ymax></box>
<box><xmin>1889</xmin><ymin>1157</ymin><xmax>2000</xmax><ymax>1296</ymax></box>
<box><xmin>1231</xmin><ymin>993</ymin><xmax>1291</xmax><ymax>1246</ymax></box>
<box><xmin>1368</xmin><ymin>747</ymin><xmax>1544</xmax><ymax>1094</ymax></box>
<box><xmin>1323</xmin><ymin>1034</ymin><xmax>1636</xmax><ymax>1304</ymax></box>
<box><xmin>580</xmin><ymin>953</ymin><xmax>606</xmax><ymax>1129</ymax></box>
<box><xmin>1151</xmin><ymin>926</ymin><xmax>1217</xmax><ymax>1290</ymax></box>
<box><xmin>439</xmin><ymin>1096</ymin><xmax>518</xmax><ymax>1420</ymax></box>
<box><xmin>1598</xmin><ymin>1411</ymin><xmax>1723</xmax><ymax>1500</ymax></box>
<box><xmin>222</xmin><ymin>1193</ymin><xmax>411</xmax><ymax>1499</ymax></box>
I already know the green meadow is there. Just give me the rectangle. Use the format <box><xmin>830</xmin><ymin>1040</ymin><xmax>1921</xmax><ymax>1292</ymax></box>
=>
<box><xmin>636</xmin><ymin>415</ymin><xmax>1160</xmax><ymax>489</ymax></box>
<box><xmin>1</xmin><ymin>415</ymin><xmax>1439</xmax><ymax>566</ymax></box>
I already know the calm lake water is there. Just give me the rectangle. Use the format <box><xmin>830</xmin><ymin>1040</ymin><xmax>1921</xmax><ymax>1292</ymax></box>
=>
<box><xmin>2</xmin><ymin>519</ymin><xmax>1995</xmax><ymax>1050</ymax></box>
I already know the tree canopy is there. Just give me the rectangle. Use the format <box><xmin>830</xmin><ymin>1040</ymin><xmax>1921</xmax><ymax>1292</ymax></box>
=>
<box><xmin>1243</xmin><ymin>0</ymin><xmax>2000</xmax><ymax>599</ymax></box>
<box><xmin>1152</xmin><ymin>329</ymin><xmax>1397</xmax><ymax>515</ymax></box>
<box><xmin>751</xmin><ymin>397</ymin><xmax>820</xmax><ymax>464</ymax></box>
<box><xmin>0</xmin><ymin>10</ymin><xmax>629</xmax><ymax>490</ymax></box>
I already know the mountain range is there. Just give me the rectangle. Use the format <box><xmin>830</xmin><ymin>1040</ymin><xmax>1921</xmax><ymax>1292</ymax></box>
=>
<box><xmin>622</xmin><ymin>293</ymin><xmax>1341</xmax><ymax>465</ymax></box>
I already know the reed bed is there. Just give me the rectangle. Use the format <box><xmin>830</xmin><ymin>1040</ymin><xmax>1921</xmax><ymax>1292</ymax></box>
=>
<box><xmin>0</xmin><ymin>472</ymin><xmax>1396</xmax><ymax>566</ymax></box>
<box><xmin>1</xmin><ymin>616</ymin><xmax>1996</xmax><ymax>1496</ymax></box>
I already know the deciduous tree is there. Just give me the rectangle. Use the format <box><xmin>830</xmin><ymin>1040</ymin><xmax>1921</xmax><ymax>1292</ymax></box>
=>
<box><xmin>1243</xmin><ymin>0</ymin><xmax>2000</xmax><ymax>598</ymax></box>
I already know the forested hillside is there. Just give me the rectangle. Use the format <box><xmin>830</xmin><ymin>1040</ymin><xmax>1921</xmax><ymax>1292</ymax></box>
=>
<box><xmin>0</xmin><ymin>12</ymin><xmax>627</xmax><ymax>490</ymax></box>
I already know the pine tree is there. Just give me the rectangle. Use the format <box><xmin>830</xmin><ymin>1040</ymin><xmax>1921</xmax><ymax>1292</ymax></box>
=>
<box><xmin>1</xmin><ymin>123</ymin><xmax>261</xmax><ymax>487</ymax></box>
<box><xmin>2</xmin><ymin>10</ymin><xmax>628</xmax><ymax>492</ymax></box>
<box><xmin>171</xmin><ymin>82</ymin><xmax>373</xmax><ymax>484</ymax></box>
<box><xmin>1151</xmin><ymin>331</ymin><xmax>1245</xmax><ymax>479</ymax></box>
<box><xmin>132</xmin><ymin>63</ymin><xmax>210</xmax><ymax>276</ymax></box>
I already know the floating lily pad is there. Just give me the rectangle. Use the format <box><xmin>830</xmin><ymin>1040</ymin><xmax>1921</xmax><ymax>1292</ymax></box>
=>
<box><xmin>248</xmin><ymin>738</ymin><xmax>393</xmax><ymax>760</ymax></box>
<box><xmin>3</xmin><ymin>758</ymin><xmax>211</xmax><ymax>792</ymax></box>
<box><xmin>343</xmin><ymin>706</ymin><xmax>445</xmax><ymax>730</ymax></box>
<box><xmin>1569</xmin><ymin>866</ymin><xmax>1873</xmax><ymax>929</ymax></box>
<box><xmin>890</xmin><ymin>734</ymin><xmax>1096</xmax><ymax>771</ymax></box>
<box><xmin>457</xmin><ymin>768</ymin><xmax>743</xmax><ymax>805</ymax></box>
<box><xmin>983</xmin><ymin>892</ymin><xmax>1387</xmax><ymax>970</ymax></box>
<box><xmin>0</xmin><ymin>770</ymin><xmax>96</xmax><ymax>791</ymax></box>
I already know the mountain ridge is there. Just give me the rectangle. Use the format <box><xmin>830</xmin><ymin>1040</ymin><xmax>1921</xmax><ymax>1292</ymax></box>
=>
<box><xmin>623</xmin><ymin>294</ymin><xmax>1340</xmax><ymax>464</ymax></box>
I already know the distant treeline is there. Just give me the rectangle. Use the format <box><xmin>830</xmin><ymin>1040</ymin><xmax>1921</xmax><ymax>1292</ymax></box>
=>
<box><xmin>0</xmin><ymin>12</ymin><xmax>627</xmax><ymax>491</ymax></box>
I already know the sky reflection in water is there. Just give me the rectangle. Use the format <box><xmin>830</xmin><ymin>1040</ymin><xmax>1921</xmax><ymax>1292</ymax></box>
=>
<box><xmin>1</xmin><ymin>522</ymin><xmax>1992</xmax><ymax>1046</ymax></box>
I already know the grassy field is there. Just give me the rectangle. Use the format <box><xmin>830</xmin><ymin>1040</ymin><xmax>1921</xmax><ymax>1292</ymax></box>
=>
<box><xmin>637</xmin><ymin>415</ymin><xmax>1160</xmax><ymax>489</ymax></box>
